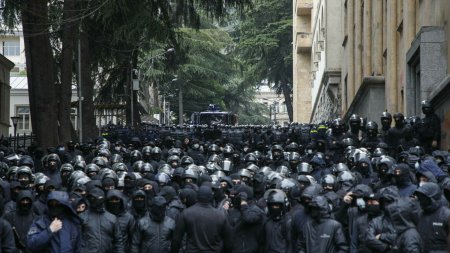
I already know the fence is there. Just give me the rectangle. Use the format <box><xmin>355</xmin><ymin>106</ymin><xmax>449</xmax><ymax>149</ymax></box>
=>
<box><xmin>0</xmin><ymin>132</ymin><xmax>35</xmax><ymax>151</ymax></box>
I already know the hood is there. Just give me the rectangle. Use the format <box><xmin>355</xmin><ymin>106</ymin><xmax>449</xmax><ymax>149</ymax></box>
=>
<box><xmin>420</xmin><ymin>159</ymin><xmax>447</xmax><ymax>179</ymax></box>
<box><xmin>379</xmin><ymin>186</ymin><xmax>400</xmax><ymax>205</ymax></box>
<box><xmin>385</xmin><ymin>198</ymin><xmax>419</xmax><ymax>232</ymax></box>
<box><xmin>179</xmin><ymin>188</ymin><xmax>197</xmax><ymax>207</ymax></box>
<box><xmin>310</xmin><ymin>195</ymin><xmax>330</xmax><ymax>218</ymax></box>
<box><xmin>301</xmin><ymin>184</ymin><xmax>322</xmax><ymax>199</ymax></box>
<box><xmin>352</xmin><ymin>184</ymin><xmax>373</xmax><ymax>198</ymax></box>
<box><xmin>158</xmin><ymin>186</ymin><xmax>177</xmax><ymax>202</ymax></box>
<box><xmin>17</xmin><ymin>190</ymin><xmax>34</xmax><ymax>202</ymax></box>
<box><xmin>132</xmin><ymin>189</ymin><xmax>146</xmax><ymax>199</ymax></box>
<box><xmin>234</xmin><ymin>184</ymin><xmax>254</xmax><ymax>200</ymax></box>
<box><xmin>19</xmin><ymin>155</ymin><xmax>34</xmax><ymax>168</ymax></box>
<box><xmin>106</xmin><ymin>189</ymin><xmax>126</xmax><ymax>204</ymax></box>
<box><xmin>415</xmin><ymin>182</ymin><xmax>441</xmax><ymax>201</ymax></box>
<box><xmin>197</xmin><ymin>185</ymin><xmax>213</xmax><ymax>204</ymax></box>
<box><xmin>47</xmin><ymin>191</ymin><xmax>80</xmax><ymax>218</ymax></box>
<box><xmin>310</xmin><ymin>156</ymin><xmax>326</xmax><ymax>169</ymax></box>
<box><xmin>416</xmin><ymin>170</ymin><xmax>437</xmax><ymax>183</ymax></box>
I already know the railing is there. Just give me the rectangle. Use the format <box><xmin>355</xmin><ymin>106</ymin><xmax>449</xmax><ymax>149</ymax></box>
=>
<box><xmin>0</xmin><ymin>132</ymin><xmax>36</xmax><ymax>151</ymax></box>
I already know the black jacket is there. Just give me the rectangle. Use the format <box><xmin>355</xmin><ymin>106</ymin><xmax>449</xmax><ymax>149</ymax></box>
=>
<box><xmin>227</xmin><ymin>203</ymin><xmax>265</xmax><ymax>253</ymax></box>
<box><xmin>0</xmin><ymin>218</ymin><xmax>16</xmax><ymax>253</ymax></box>
<box><xmin>106</xmin><ymin>190</ymin><xmax>135</xmax><ymax>249</ymax></box>
<box><xmin>80</xmin><ymin>208</ymin><xmax>125</xmax><ymax>253</ymax></box>
<box><xmin>171</xmin><ymin>202</ymin><xmax>232</xmax><ymax>253</ymax></box>
<box><xmin>299</xmin><ymin>196</ymin><xmax>348</xmax><ymax>253</ymax></box>
<box><xmin>386</xmin><ymin>198</ymin><xmax>423</xmax><ymax>253</ymax></box>
<box><xmin>131</xmin><ymin>215</ymin><xmax>175</xmax><ymax>253</ymax></box>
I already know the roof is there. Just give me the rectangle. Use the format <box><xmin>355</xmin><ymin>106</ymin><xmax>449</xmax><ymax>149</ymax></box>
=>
<box><xmin>10</xmin><ymin>76</ymin><xmax>27</xmax><ymax>89</ymax></box>
<box><xmin>10</xmin><ymin>76</ymin><xmax>77</xmax><ymax>90</ymax></box>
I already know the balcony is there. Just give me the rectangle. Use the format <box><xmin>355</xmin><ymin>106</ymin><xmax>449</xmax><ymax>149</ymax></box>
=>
<box><xmin>296</xmin><ymin>0</ymin><xmax>313</xmax><ymax>16</ymax></box>
<box><xmin>296</xmin><ymin>32</ymin><xmax>312</xmax><ymax>53</ymax></box>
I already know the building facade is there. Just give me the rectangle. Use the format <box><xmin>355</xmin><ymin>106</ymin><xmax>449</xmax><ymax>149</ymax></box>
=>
<box><xmin>0</xmin><ymin>55</ymin><xmax>14</xmax><ymax>138</ymax></box>
<box><xmin>293</xmin><ymin>0</ymin><xmax>450</xmax><ymax>147</ymax></box>
<box><xmin>254</xmin><ymin>85</ymin><xmax>290</xmax><ymax>126</ymax></box>
<box><xmin>341</xmin><ymin>0</ymin><xmax>450</xmax><ymax>147</ymax></box>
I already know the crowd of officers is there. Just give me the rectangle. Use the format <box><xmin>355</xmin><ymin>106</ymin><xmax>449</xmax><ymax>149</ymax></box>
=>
<box><xmin>0</xmin><ymin>100</ymin><xmax>448</xmax><ymax>253</ymax></box>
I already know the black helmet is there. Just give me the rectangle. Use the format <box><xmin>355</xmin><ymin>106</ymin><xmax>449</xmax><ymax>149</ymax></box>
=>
<box><xmin>140</xmin><ymin>163</ymin><xmax>154</xmax><ymax>174</ymax></box>
<box><xmin>337</xmin><ymin>171</ymin><xmax>356</xmax><ymax>185</ymax></box>
<box><xmin>332</xmin><ymin>163</ymin><xmax>350</xmax><ymax>175</ymax></box>
<box><xmin>285</xmin><ymin>142</ymin><xmax>299</xmax><ymax>152</ymax></box>
<box><xmin>297</xmin><ymin>162</ymin><xmax>312</xmax><ymax>175</ymax></box>
<box><xmin>381</xmin><ymin>111</ymin><xmax>392</xmax><ymax>120</ymax></box>
<box><xmin>265</xmin><ymin>189</ymin><xmax>288</xmax><ymax>205</ymax></box>
<box><xmin>276</xmin><ymin>178</ymin><xmax>299</xmax><ymax>194</ymax></box>
<box><xmin>238</xmin><ymin>168</ymin><xmax>253</xmax><ymax>179</ymax></box>
<box><xmin>85</xmin><ymin>163</ymin><xmax>100</xmax><ymax>176</ymax></box>
<box><xmin>365</xmin><ymin>121</ymin><xmax>378</xmax><ymax>130</ymax></box>
<box><xmin>91</xmin><ymin>156</ymin><xmax>108</xmax><ymax>169</ymax></box>
<box><xmin>276</xmin><ymin>165</ymin><xmax>291</xmax><ymax>178</ymax></box>
<box><xmin>111</xmin><ymin>162</ymin><xmax>128</xmax><ymax>174</ymax></box>
<box><xmin>421</xmin><ymin>100</ymin><xmax>432</xmax><ymax>109</ymax></box>
<box><xmin>321</xmin><ymin>174</ymin><xmax>337</xmax><ymax>190</ymax></box>
<box><xmin>167</xmin><ymin>148</ymin><xmax>182</xmax><ymax>157</ymax></box>
<box><xmin>182</xmin><ymin>168</ymin><xmax>198</xmax><ymax>181</ymax></box>
<box><xmin>73</xmin><ymin>161</ymin><xmax>86</xmax><ymax>171</ymax></box>
<box><xmin>243</xmin><ymin>153</ymin><xmax>257</xmax><ymax>164</ymax></box>
<box><xmin>151</xmin><ymin>147</ymin><xmax>162</xmax><ymax>154</ymax></box>
<box><xmin>180</xmin><ymin>156</ymin><xmax>194</xmax><ymax>167</ymax></box>
<box><xmin>271</xmin><ymin>145</ymin><xmax>284</xmax><ymax>153</ymax></box>
<box><xmin>158</xmin><ymin>164</ymin><xmax>173</xmax><ymax>177</ymax></box>
<box><xmin>208</xmin><ymin>144</ymin><xmax>221</xmax><ymax>154</ymax></box>
<box><xmin>349</xmin><ymin>114</ymin><xmax>361</xmax><ymax>123</ymax></box>
<box><xmin>110</xmin><ymin>154</ymin><xmax>123</xmax><ymax>164</ymax></box>
<box><xmin>342</xmin><ymin>138</ymin><xmax>354</xmax><ymax>147</ymax></box>
<box><xmin>208</xmin><ymin>154</ymin><xmax>222</xmax><ymax>164</ymax></box>
<box><xmin>132</xmin><ymin>161</ymin><xmax>145</xmax><ymax>172</ymax></box>
<box><xmin>223</xmin><ymin>145</ymin><xmax>234</xmax><ymax>158</ymax></box>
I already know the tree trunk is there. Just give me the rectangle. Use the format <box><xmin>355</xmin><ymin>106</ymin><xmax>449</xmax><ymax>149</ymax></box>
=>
<box><xmin>80</xmin><ymin>30</ymin><xmax>98</xmax><ymax>142</ymax></box>
<box><xmin>280</xmin><ymin>81</ymin><xmax>293</xmax><ymax>122</ymax></box>
<box><xmin>58</xmin><ymin>0</ymin><xmax>77</xmax><ymax>144</ymax></box>
<box><xmin>21</xmin><ymin>0</ymin><xmax>59</xmax><ymax>148</ymax></box>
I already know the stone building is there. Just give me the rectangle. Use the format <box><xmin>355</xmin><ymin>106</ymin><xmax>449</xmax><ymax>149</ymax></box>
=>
<box><xmin>0</xmin><ymin>55</ymin><xmax>14</xmax><ymax>137</ymax></box>
<box><xmin>293</xmin><ymin>0</ymin><xmax>450</xmax><ymax>147</ymax></box>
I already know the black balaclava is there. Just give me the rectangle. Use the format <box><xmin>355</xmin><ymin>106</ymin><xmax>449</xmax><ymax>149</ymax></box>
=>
<box><xmin>132</xmin><ymin>191</ymin><xmax>147</xmax><ymax>215</ymax></box>
<box><xmin>48</xmin><ymin>201</ymin><xmax>66</xmax><ymax>218</ymax></box>
<box><xmin>268</xmin><ymin>203</ymin><xmax>283</xmax><ymax>221</ymax></box>
<box><xmin>16</xmin><ymin>190</ymin><xmax>33</xmax><ymax>214</ymax></box>
<box><xmin>393</xmin><ymin>164</ymin><xmax>411</xmax><ymax>187</ymax></box>
<box><xmin>149</xmin><ymin>196</ymin><xmax>167</xmax><ymax>222</ymax></box>
<box><xmin>87</xmin><ymin>188</ymin><xmax>105</xmax><ymax>212</ymax></box>
<box><xmin>105</xmin><ymin>190</ymin><xmax>124</xmax><ymax>216</ymax></box>
<box><xmin>365</xmin><ymin>202</ymin><xmax>382</xmax><ymax>217</ymax></box>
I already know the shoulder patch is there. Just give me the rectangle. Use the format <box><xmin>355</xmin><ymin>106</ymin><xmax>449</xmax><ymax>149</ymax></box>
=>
<box><xmin>27</xmin><ymin>227</ymin><xmax>39</xmax><ymax>235</ymax></box>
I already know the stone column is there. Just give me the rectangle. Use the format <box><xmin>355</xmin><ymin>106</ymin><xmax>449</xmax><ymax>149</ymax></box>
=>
<box><xmin>403</xmin><ymin>0</ymin><xmax>415</xmax><ymax>111</ymax></box>
<box><xmin>372</xmin><ymin>0</ymin><xmax>383</xmax><ymax>76</ymax></box>
<box><xmin>386</xmin><ymin>0</ymin><xmax>398</xmax><ymax>113</ymax></box>
<box><xmin>363</xmin><ymin>0</ymin><xmax>372</xmax><ymax>77</ymax></box>
<box><xmin>347</xmin><ymin>0</ymin><xmax>355</xmax><ymax>105</ymax></box>
<box><xmin>354</xmin><ymin>0</ymin><xmax>363</xmax><ymax>91</ymax></box>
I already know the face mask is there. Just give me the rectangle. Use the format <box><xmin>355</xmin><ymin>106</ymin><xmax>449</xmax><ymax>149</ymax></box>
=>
<box><xmin>231</xmin><ymin>195</ymin><xmax>241</xmax><ymax>209</ymax></box>
<box><xmin>88</xmin><ymin>196</ymin><xmax>105</xmax><ymax>210</ymax></box>
<box><xmin>133</xmin><ymin>199</ymin><xmax>146</xmax><ymax>212</ymax></box>
<box><xmin>150</xmin><ymin>205</ymin><xmax>166</xmax><ymax>222</ymax></box>
<box><xmin>268</xmin><ymin>205</ymin><xmax>283</xmax><ymax>221</ymax></box>
<box><xmin>106</xmin><ymin>201</ymin><xmax>123</xmax><ymax>215</ymax></box>
<box><xmin>144</xmin><ymin>190</ymin><xmax>155</xmax><ymax>200</ymax></box>
<box><xmin>18</xmin><ymin>200</ymin><xmax>32</xmax><ymax>214</ymax></box>
<box><xmin>416</xmin><ymin>194</ymin><xmax>432</xmax><ymax>211</ymax></box>
<box><xmin>366</xmin><ymin>204</ymin><xmax>381</xmax><ymax>216</ymax></box>
<box><xmin>356</xmin><ymin>198</ymin><xmax>366</xmax><ymax>210</ymax></box>
<box><xmin>49</xmin><ymin>204</ymin><xmax>66</xmax><ymax>218</ymax></box>
<box><xmin>308</xmin><ymin>207</ymin><xmax>321</xmax><ymax>220</ymax></box>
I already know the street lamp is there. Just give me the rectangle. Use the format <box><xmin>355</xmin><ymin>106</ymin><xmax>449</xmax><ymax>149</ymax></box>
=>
<box><xmin>10</xmin><ymin>116</ymin><xmax>19</xmax><ymax>151</ymax></box>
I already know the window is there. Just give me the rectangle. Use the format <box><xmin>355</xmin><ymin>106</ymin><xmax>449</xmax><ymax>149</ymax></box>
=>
<box><xmin>3</xmin><ymin>41</ymin><xmax>20</xmax><ymax>56</ymax></box>
<box><xmin>16</xmin><ymin>106</ymin><xmax>31</xmax><ymax>131</ymax></box>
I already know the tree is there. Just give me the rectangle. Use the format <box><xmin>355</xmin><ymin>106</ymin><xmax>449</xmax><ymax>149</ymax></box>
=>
<box><xmin>236</xmin><ymin>0</ymin><xmax>293</xmax><ymax>122</ymax></box>
<box><xmin>1</xmin><ymin>0</ymin><xmax>252</xmax><ymax>146</ymax></box>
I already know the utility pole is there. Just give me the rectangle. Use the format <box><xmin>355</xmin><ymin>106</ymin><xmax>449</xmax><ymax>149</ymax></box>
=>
<box><xmin>178</xmin><ymin>88</ymin><xmax>183</xmax><ymax>125</ymax></box>
<box><xmin>77</xmin><ymin>31</ymin><xmax>83</xmax><ymax>143</ymax></box>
